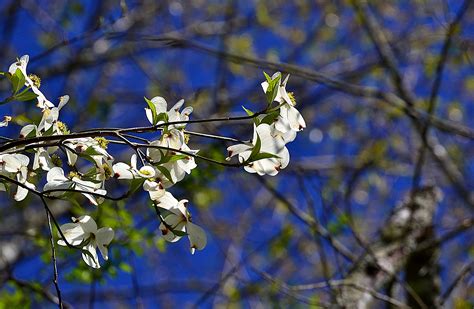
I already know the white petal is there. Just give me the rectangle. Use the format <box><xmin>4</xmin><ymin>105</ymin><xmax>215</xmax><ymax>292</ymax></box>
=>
<box><xmin>138</xmin><ymin>166</ymin><xmax>156</xmax><ymax>178</ymax></box>
<box><xmin>58</xmin><ymin>223</ymin><xmax>86</xmax><ymax>246</ymax></box>
<box><xmin>156</xmin><ymin>191</ymin><xmax>179</xmax><ymax>210</ymax></box>
<box><xmin>58</xmin><ymin>95</ymin><xmax>69</xmax><ymax>110</ymax></box>
<box><xmin>169</xmin><ymin>99</ymin><xmax>184</xmax><ymax>113</ymax></box>
<box><xmin>38</xmin><ymin>150</ymin><xmax>54</xmax><ymax>171</ymax></box>
<box><xmin>150</xmin><ymin>96</ymin><xmax>168</xmax><ymax>115</ymax></box>
<box><xmin>19</xmin><ymin>124</ymin><xmax>37</xmax><ymax>138</ymax></box>
<box><xmin>82</xmin><ymin>243</ymin><xmax>100</xmax><ymax>269</ymax></box>
<box><xmin>77</xmin><ymin>215</ymin><xmax>98</xmax><ymax>234</ymax></box>
<box><xmin>226</xmin><ymin>144</ymin><xmax>251</xmax><ymax>160</ymax></box>
<box><xmin>112</xmin><ymin>162</ymin><xmax>134</xmax><ymax>179</ymax></box>
<box><xmin>187</xmin><ymin>222</ymin><xmax>207</xmax><ymax>254</ymax></box>
<box><xmin>287</xmin><ymin>105</ymin><xmax>306</xmax><ymax>131</ymax></box>
<box><xmin>95</xmin><ymin>227</ymin><xmax>114</xmax><ymax>260</ymax></box>
<box><xmin>274</xmin><ymin>106</ymin><xmax>292</xmax><ymax>133</ymax></box>
<box><xmin>14</xmin><ymin>185</ymin><xmax>29</xmax><ymax>201</ymax></box>
<box><xmin>43</xmin><ymin>180</ymin><xmax>72</xmax><ymax>196</ymax></box>
<box><xmin>159</xmin><ymin>222</ymin><xmax>182</xmax><ymax>242</ymax></box>
<box><xmin>66</xmin><ymin>148</ymin><xmax>78</xmax><ymax>166</ymax></box>
<box><xmin>130</xmin><ymin>154</ymin><xmax>138</xmax><ymax>170</ymax></box>
<box><xmin>2</xmin><ymin>155</ymin><xmax>21</xmax><ymax>172</ymax></box>
<box><xmin>145</xmin><ymin>108</ymin><xmax>153</xmax><ymax>125</ymax></box>
<box><xmin>8</xmin><ymin>55</ymin><xmax>29</xmax><ymax>75</ymax></box>
<box><xmin>47</xmin><ymin>167</ymin><xmax>67</xmax><ymax>182</ymax></box>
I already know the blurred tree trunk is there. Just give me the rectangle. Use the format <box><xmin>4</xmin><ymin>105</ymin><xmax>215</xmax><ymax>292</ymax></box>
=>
<box><xmin>338</xmin><ymin>186</ymin><xmax>441</xmax><ymax>308</ymax></box>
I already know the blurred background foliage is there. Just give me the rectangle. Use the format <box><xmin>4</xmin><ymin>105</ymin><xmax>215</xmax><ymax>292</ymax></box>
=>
<box><xmin>0</xmin><ymin>0</ymin><xmax>473</xmax><ymax>307</ymax></box>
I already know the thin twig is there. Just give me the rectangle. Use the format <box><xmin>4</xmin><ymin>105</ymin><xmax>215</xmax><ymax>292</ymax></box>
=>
<box><xmin>42</xmin><ymin>195</ymin><xmax>64</xmax><ymax>309</ymax></box>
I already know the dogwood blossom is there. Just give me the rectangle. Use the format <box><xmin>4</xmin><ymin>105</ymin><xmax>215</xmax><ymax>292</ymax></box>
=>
<box><xmin>147</xmin><ymin>134</ymin><xmax>198</xmax><ymax>187</ymax></box>
<box><xmin>0</xmin><ymin>154</ymin><xmax>36</xmax><ymax>201</ymax></box>
<box><xmin>9</xmin><ymin>55</ymin><xmax>54</xmax><ymax>109</ymax></box>
<box><xmin>145</xmin><ymin>96</ymin><xmax>193</xmax><ymax>129</ymax></box>
<box><xmin>0</xmin><ymin>116</ymin><xmax>12</xmax><ymax>128</ymax></box>
<box><xmin>155</xmin><ymin>192</ymin><xmax>207</xmax><ymax>254</ymax></box>
<box><xmin>43</xmin><ymin>167</ymin><xmax>106</xmax><ymax>205</ymax></box>
<box><xmin>57</xmin><ymin>215</ymin><xmax>114</xmax><ymax>269</ymax></box>
<box><xmin>227</xmin><ymin>123</ymin><xmax>289</xmax><ymax>176</ymax></box>
<box><xmin>113</xmin><ymin>154</ymin><xmax>165</xmax><ymax>200</ymax></box>
<box><xmin>37</xmin><ymin>95</ymin><xmax>69</xmax><ymax>132</ymax></box>
<box><xmin>261</xmin><ymin>73</ymin><xmax>306</xmax><ymax>132</ymax></box>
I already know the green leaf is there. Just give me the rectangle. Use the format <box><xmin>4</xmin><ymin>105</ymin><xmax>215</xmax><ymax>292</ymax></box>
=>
<box><xmin>242</xmin><ymin>105</ymin><xmax>254</xmax><ymax>116</ymax></box>
<box><xmin>155</xmin><ymin>165</ymin><xmax>174</xmax><ymax>183</ymax></box>
<box><xmin>246</xmin><ymin>133</ymin><xmax>262</xmax><ymax>163</ymax></box>
<box><xmin>242</xmin><ymin>105</ymin><xmax>260</xmax><ymax>125</ymax></box>
<box><xmin>247</xmin><ymin>152</ymin><xmax>280</xmax><ymax>163</ymax></box>
<box><xmin>158</xmin><ymin>153</ymin><xmax>188</xmax><ymax>165</ymax></box>
<box><xmin>129</xmin><ymin>178</ymin><xmax>145</xmax><ymax>195</ymax></box>
<box><xmin>156</xmin><ymin>112</ymin><xmax>169</xmax><ymax>124</ymax></box>
<box><xmin>144</xmin><ymin>97</ymin><xmax>158</xmax><ymax>125</ymax></box>
<box><xmin>263</xmin><ymin>71</ymin><xmax>272</xmax><ymax>83</ymax></box>
<box><xmin>167</xmin><ymin>154</ymin><xmax>189</xmax><ymax>163</ymax></box>
<box><xmin>263</xmin><ymin>72</ymin><xmax>281</xmax><ymax>104</ymax></box>
<box><xmin>9</xmin><ymin>68</ymin><xmax>25</xmax><ymax>95</ymax></box>
<box><xmin>260</xmin><ymin>109</ymin><xmax>280</xmax><ymax>125</ymax></box>
<box><xmin>15</xmin><ymin>90</ymin><xmax>38</xmax><ymax>102</ymax></box>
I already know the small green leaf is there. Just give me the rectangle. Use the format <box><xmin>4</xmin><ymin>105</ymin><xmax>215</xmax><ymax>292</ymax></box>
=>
<box><xmin>247</xmin><ymin>152</ymin><xmax>280</xmax><ymax>163</ymax></box>
<box><xmin>263</xmin><ymin>72</ymin><xmax>281</xmax><ymax>104</ymax></box>
<box><xmin>242</xmin><ymin>105</ymin><xmax>254</xmax><ymax>116</ymax></box>
<box><xmin>263</xmin><ymin>71</ymin><xmax>272</xmax><ymax>83</ymax></box>
<box><xmin>155</xmin><ymin>165</ymin><xmax>174</xmax><ymax>183</ymax></box>
<box><xmin>167</xmin><ymin>154</ymin><xmax>189</xmax><ymax>163</ymax></box>
<box><xmin>260</xmin><ymin>109</ymin><xmax>279</xmax><ymax>125</ymax></box>
<box><xmin>144</xmin><ymin>97</ymin><xmax>158</xmax><ymax>125</ymax></box>
<box><xmin>15</xmin><ymin>90</ymin><xmax>38</xmax><ymax>102</ymax></box>
<box><xmin>129</xmin><ymin>178</ymin><xmax>145</xmax><ymax>194</ymax></box>
<box><xmin>156</xmin><ymin>112</ymin><xmax>169</xmax><ymax>124</ymax></box>
<box><xmin>9</xmin><ymin>68</ymin><xmax>25</xmax><ymax>94</ymax></box>
<box><xmin>246</xmin><ymin>133</ymin><xmax>262</xmax><ymax>163</ymax></box>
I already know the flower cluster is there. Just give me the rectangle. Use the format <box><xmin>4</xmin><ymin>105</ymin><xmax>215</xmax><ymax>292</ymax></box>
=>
<box><xmin>0</xmin><ymin>57</ymin><xmax>305</xmax><ymax>269</ymax></box>
<box><xmin>226</xmin><ymin>73</ymin><xmax>305</xmax><ymax>175</ymax></box>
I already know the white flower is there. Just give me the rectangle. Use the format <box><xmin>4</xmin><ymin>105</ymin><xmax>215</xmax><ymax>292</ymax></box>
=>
<box><xmin>156</xmin><ymin>192</ymin><xmax>207</xmax><ymax>254</ymax></box>
<box><xmin>62</xmin><ymin>137</ymin><xmax>113</xmax><ymax>170</ymax></box>
<box><xmin>9</xmin><ymin>55</ymin><xmax>54</xmax><ymax>109</ymax></box>
<box><xmin>145</xmin><ymin>96</ymin><xmax>193</xmax><ymax>129</ymax></box>
<box><xmin>0</xmin><ymin>153</ymin><xmax>36</xmax><ymax>201</ymax></box>
<box><xmin>261</xmin><ymin>73</ymin><xmax>306</xmax><ymax>132</ymax></box>
<box><xmin>43</xmin><ymin>167</ymin><xmax>106</xmax><ymax>205</ymax></box>
<box><xmin>0</xmin><ymin>116</ymin><xmax>12</xmax><ymax>128</ymax></box>
<box><xmin>226</xmin><ymin>123</ymin><xmax>289</xmax><ymax>176</ymax></box>
<box><xmin>112</xmin><ymin>154</ymin><xmax>165</xmax><ymax>200</ymax></box>
<box><xmin>37</xmin><ymin>95</ymin><xmax>69</xmax><ymax>132</ymax></box>
<box><xmin>57</xmin><ymin>215</ymin><xmax>114</xmax><ymax>269</ymax></box>
<box><xmin>113</xmin><ymin>154</ymin><xmax>153</xmax><ymax>179</ymax></box>
<box><xmin>147</xmin><ymin>131</ymin><xmax>198</xmax><ymax>187</ymax></box>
